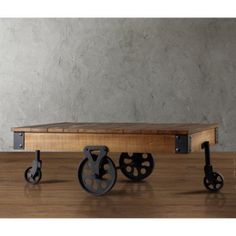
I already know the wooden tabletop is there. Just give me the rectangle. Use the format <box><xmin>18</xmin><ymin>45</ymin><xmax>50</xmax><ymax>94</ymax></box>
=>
<box><xmin>12</xmin><ymin>122</ymin><xmax>219</xmax><ymax>135</ymax></box>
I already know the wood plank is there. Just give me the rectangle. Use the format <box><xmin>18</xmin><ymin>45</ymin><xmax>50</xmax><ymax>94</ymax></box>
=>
<box><xmin>24</xmin><ymin>133</ymin><xmax>176</xmax><ymax>153</ymax></box>
<box><xmin>12</xmin><ymin>122</ymin><xmax>219</xmax><ymax>135</ymax></box>
<box><xmin>191</xmin><ymin>128</ymin><xmax>216</xmax><ymax>152</ymax></box>
<box><xmin>12</xmin><ymin>122</ymin><xmax>71</xmax><ymax>132</ymax></box>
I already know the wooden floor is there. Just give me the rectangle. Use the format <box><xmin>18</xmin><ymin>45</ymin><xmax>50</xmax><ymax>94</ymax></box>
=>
<box><xmin>0</xmin><ymin>152</ymin><xmax>235</xmax><ymax>217</ymax></box>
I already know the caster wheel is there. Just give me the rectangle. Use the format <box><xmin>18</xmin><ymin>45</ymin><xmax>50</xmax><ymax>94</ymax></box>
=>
<box><xmin>78</xmin><ymin>156</ymin><xmax>117</xmax><ymax>196</ymax></box>
<box><xmin>204</xmin><ymin>172</ymin><xmax>224</xmax><ymax>192</ymax></box>
<box><xmin>119</xmin><ymin>153</ymin><xmax>154</xmax><ymax>181</ymax></box>
<box><xmin>24</xmin><ymin>167</ymin><xmax>42</xmax><ymax>184</ymax></box>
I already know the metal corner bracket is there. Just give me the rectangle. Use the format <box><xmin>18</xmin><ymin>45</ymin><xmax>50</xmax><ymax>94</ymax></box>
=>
<box><xmin>215</xmin><ymin>127</ymin><xmax>219</xmax><ymax>144</ymax></box>
<box><xmin>14</xmin><ymin>132</ymin><xmax>25</xmax><ymax>150</ymax></box>
<box><xmin>175</xmin><ymin>135</ymin><xmax>191</xmax><ymax>153</ymax></box>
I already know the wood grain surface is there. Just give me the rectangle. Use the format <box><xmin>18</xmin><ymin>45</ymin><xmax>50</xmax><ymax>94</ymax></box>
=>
<box><xmin>190</xmin><ymin>129</ymin><xmax>216</xmax><ymax>152</ymax></box>
<box><xmin>24</xmin><ymin>133</ymin><xmax>176</xmax><ymax>153</ymax></box>
<box><xmin>13</xmin><ymin>123</ymin><xmax>218</xmax><ymax>153</ymax></box>
<box><xmin>0</xmin><ymin>151</ymin><xmax>235</xmax><ymax>217</ymax></box>
<box><xmin>23</xmin><ymin>129</ymin><xmax>216</xmax><ymax>153</ymax></box>
<box><xmin>12</xmin><ymin>122</ymin><xmax>219</xmax><ymax>135</ymax></box>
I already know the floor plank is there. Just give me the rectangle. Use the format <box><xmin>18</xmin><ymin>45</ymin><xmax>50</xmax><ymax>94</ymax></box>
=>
<box><xmin>0</xmin><ymin>152</ymin><xmax>235</xmax><ymax>217</ymax></box>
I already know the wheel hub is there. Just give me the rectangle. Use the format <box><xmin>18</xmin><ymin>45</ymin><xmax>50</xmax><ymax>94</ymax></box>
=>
<box><xmin>119</xmin><ymin>153</ymin><xmax>155</xmax><ymax>181</ymax></box>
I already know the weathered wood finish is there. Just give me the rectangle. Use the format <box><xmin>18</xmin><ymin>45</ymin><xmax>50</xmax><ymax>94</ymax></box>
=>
<box><xmin>13</xmin><ymin>123</ymin><xmax>219</xmax><ymax>153</ymax></box>
<box><xmin>25</xmin><ymin>133</ymin><xmax>176</xmax><ymax>153</ymax></box>
<box><xmin>190</xmin><ymin>129</ymin><xmax>216</xmax><ymax>152</ymax></box>
<box><xmin>12</xmin><ymin>122</ymin><xmax>219</xmax><ymax>135</ymax></box>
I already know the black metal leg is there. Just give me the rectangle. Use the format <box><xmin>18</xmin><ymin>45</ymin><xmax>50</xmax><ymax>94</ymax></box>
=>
<box><xmin>24</xmin><ymin>150</ymin><xmax>42</xmax><ymax>184</ymax></box>
<box><xmin>201</xmin><ymin>141</ymin><xmax>214</xmax><ymax>180</ymax></box>
<box><xmin>201</xmin><ymin>141</ymin><xmax>224</xmax><ymax>192</ymax></box>
<box><xmin>31</xmin><ymin>150</ymin><xmax>42</xmax><ymax>177</ymax></box>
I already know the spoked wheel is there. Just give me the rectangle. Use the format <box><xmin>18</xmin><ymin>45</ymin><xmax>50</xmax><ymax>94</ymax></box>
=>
<box><xmin>24</xmin><ymin>167</ymin><xmax>42</xmax><ymax>184</ymax></box>
<box><xmin>78</xmin><ymin>156</ymin><xmax>117</xmax><ymax>196</ymax></box>
<box><xmin>204</xmin><ymin>172</ymin><xmax>224</xmax><ymax>192</ymax></box>
<box><xmin>119</xmin><ymin>153</ymin><xmax>154</xmax><ymax>181</ymax></box>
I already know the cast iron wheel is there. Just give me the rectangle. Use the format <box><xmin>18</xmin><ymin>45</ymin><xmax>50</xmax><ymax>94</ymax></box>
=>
<box><xmin>204</xmin><ymin>172</ymin><xmax>224</xmax><ymax>192</ymax></box>
<box><xmin>119</xmin><ymin>153</ymin><xmax>154</xmax><ymax>181</ymax></box>
<box><xmin>24</xmin><ymin>167</ymin><xmax>42</xmax><ymax>184</ymax></box>
<box><xmin>78</xmin><ymin>156</ymin><xmax>117</xmax><ymax>196</ymax></box>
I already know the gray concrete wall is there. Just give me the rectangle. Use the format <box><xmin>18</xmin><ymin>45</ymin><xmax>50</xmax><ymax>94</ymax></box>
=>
<box><xmin>0</xmin><ymin>18</ymin><xmax>235</xmax><ymax>151</ymax></box>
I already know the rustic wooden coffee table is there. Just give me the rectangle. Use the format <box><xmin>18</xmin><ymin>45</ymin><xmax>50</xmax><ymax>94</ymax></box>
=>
<box><xmin>12</xmin><ymin>122</ymin><xmax>224</xmax><ymax>195</ymax></box>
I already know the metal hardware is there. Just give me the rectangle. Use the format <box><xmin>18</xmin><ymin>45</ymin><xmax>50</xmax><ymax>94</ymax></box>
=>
<box><xmin>14</xmin><ymin>132</ymin><xmax>25</xmax><ymax>150</ymax></box>
<box><xmin>215</xmin><ymin>128</ymin><xmax>219</xmax><ymax>144</ymax></box>
<box><xmin>31</xmin><ymin>150</ymin><xmax>42</xmax><ymax>177</ymax></box>
<box><xmin>201</xmin><ymin>141</ymin><xmax>214</xmax><ymax>179</ymax></box>
<box><xmin>24</xmin><ymin>150</ymin><xmax>42</xmax><ymax>184</ymax></box>
<box><xmin>83</xmin><ymin>146</ymin><xmax>109</xmax><ymax>175</ymax></box>
<box><xmin>201</xmin><ymin>141</ymin><xmax>224</xmax><ymax>192</ymax></box>
<box><xmin>175</xmin><ymin>135</ymin><xmax>191</xmax><ymax>153</ymax></box>
<box><xmin>78</xmin><ymin>145</ymin><xmax>117</xmax><ymax>195</ymax></box>
<box><xmin>78</xmin><ymin>156</ymin><xmax>117</xmax><ymax>196</ymax></box>
<box><xmin>119</xmin><ymin>153</ymin><xmax>155</xmax><ymax>181</ymax></box>
<box><xmin>202</xmin><ymin>141</ymin><xmax>211</xmax><ymax>167</ymax></box>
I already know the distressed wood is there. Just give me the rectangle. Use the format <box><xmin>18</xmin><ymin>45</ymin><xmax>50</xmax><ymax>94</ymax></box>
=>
<box><xmin>190</xmin><ymin>129</ymin><xmax>216</xmax><ymax>152</ymax></box>
<box><xmin>12</xmin><ymin>123</ymin><xmax>219</xmax><ymax>135</ymax></box>
<box><xmin>13</xmin><ymin>123</ymin><xmax>219</xmax><ymax>153</ymax></box>
<box><xmin>25</xmin><ymin>133</ymin><xmax>176</xmax><ymax>153</ymax></box>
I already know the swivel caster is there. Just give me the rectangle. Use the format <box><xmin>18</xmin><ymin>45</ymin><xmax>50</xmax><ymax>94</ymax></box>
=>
<box><xmin>201</xmin><ymin>142</ymin><xmax>224</xmax><ymax>192</ymax></box>
<box><xmin>25</xmin><ymin>167</ymin><xmax>42</xmax><ymax>184</ymax></box>
<box><xmin>24</xmin><ymin>150</ymin><xmax>42</xmax><ymax>185</ymax></box>
<box><xmin>204</xmin><ymin>172</ymin><xmax>224</xmax><ymax>192</ymax></box>
<box><xmin>119</xmin><ymin>153</ymin><xmax>154</xmax><ymax>181</ymax></box>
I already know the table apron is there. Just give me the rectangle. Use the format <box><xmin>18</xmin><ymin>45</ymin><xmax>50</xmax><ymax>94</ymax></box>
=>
<box><xmin>15</xmin><ymin>129</ymin><xmax>217</xmax><ymax>154</ymax></box>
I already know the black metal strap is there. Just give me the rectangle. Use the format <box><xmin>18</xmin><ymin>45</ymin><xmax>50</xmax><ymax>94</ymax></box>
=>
<box><xmin>31</xmin><ymin>150</ymin><xmax>42</xmax><ymax>177</ymax></box>
<box><xmin>83</xmin><ymin>146</ymin><xmax>109</xmax><ymax>175</ymax></box>
<box><xmin>201</xmin><ymin>141</ymin><xmax>214</xmax><ymax>179</ymax></box>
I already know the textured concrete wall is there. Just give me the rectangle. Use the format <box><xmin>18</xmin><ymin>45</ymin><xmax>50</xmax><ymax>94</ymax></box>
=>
<box><xmin>0</xmin><ymin>19</ymin><xmax>235</xmax><ymax>151</ymax></box>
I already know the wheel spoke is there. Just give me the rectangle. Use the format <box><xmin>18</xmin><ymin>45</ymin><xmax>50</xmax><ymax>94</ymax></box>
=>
<box><xmin>213</xmin><ymin>184</ymin><xmax>217</xmax><ymax>190</ymax></box>
<box><xmin>216</xmin><ymin>179</ymin><xmax>223</xmax><ymax>184</ymax></box>
<box><xmin>144</xmin><ymin>155</ymin><xmax>153</xmax><ymax>163</ymax></box>
<box><xmin>136</xmin><ymin>166</ymin><xmax>142</xmax><ymax>176</ymax></box>
<box><xmin>141</xmin><ymin>165</ymin><xmax>149</xmax><ymax>171</ymax></box>
<box><xmin>83</xmin><ymin>175</ymin><xmax>94</xmax><ymax>180</ymax></box>
<box><xmin>122</xmin><ymin>161</ymin><xmax>134</xmax><ymax>168</ymax></box>
<box><xmin>78</xmin><ymin>156</ymin><xmax>116</xmax><ymax>195</ymax></box>
<box><xmin>125</xmin><ymin>165</ymin><xmax>134</xmax><ymax>173</ymax></box>
<box><xmin>25</xmin><ymin>167</ymin><xmax>42</xmax><ymax>184</ymax></box>
<box><xmin>119</xmin><ymin>153</ymin><xmax>154</xmax><ymax>181</ymax></box>
<box><xmin>106</xmin><ymin>167</ymin><xmax>115</xmax><ymax>175</ymax></box>
<box><xmin>124</xmin><ymin>156</ymin><xmax>132</xmax><ymax>160</ymax></box>
<box><xmin>207</xmin><ymin>183</ymin><xmax>212</xmax><ymax>188</ymax></box>
<box><xmin>204</xmin><ymin>172</ymin><xmax>224</xmax><ymax>192</ymax></box>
